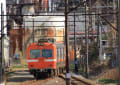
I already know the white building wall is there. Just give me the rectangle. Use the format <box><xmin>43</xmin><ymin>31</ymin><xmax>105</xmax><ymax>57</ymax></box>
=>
<box><xmin>0</xmin><ymin>1</ymin><xmax>9</xmax><ymax>85</ymax></box>
<box><xmin>0</xmin><ymin>0</ymin><xmax>7</xmax><ymax>34</ymax></box>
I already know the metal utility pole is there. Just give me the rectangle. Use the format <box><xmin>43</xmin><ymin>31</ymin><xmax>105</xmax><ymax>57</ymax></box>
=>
<box><xmin>97</xmin><ymin>13</ymin><xmax>100</xmax><ymax>46</ymax></box>
<box><xmin>117</xmin><ymin>0</ymin><xmax>120</xmax><ymax>84</ymax></box>
<box><xmin>89</xmin><ymin>0</ymin><xmax>93</xmax><ymax>39</ymax></box>
<box><xmin>33</xmin><ymin>18</ymin><xmax>35</xmax><ymax>42</ymax></box>
<box><xmin>0</xmin><ymin>3</ymin><xmax>3</xmax><ymax>84</ymax></box>
<box><xmin>99</xmin><ymin>18</ymin><xmax>103</xmax><ymax>64</ymax></box>
<box><xmin>65</xmin><ymin>0</ymin><xmax>71</xmax><ymax>84</ymax></box>
<box><xmin>74</xmin><ymin>12</ymin><xmax>78</xmax><ymax>73</ymax></box>
<box><xmin>85</xmin><ymin>2</ymin><xmax>89</xmax><ymax>78</ymax></box>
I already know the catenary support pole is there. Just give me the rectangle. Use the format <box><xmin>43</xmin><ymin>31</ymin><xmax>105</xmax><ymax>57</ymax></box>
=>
<box><xmin>117</xmin><ymin>0</ymin><xmax>120</xmax><ymax>84</ymax></box>
<box><xmin>85</xmin><ymin>2</ymin><xmax>89</xmax><ymax>78</ymax></box>
<box><xmin>65</xmin><ymin>0</ymin><xmax>71</xmax><ymax>84</ymax></box>
<box><xmin>0</xmin><ymin>3</ymin><xmax>3</xmax><ymax>84</ymax></box>
<box><xmin>74</xmin><ymin>12</ymin><xmax>78</xmax><ymax>73</ymax></box>
<box><xmin>33</xmin><ymin>18</ymin><xmax>35</xmax><ymax>43</ymax></box>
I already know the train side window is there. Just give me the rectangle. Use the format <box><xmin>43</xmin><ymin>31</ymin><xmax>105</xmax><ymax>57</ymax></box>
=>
<box><xmin>60</xmin><ymin>48</ymin><xmax>62</xmax><ymax>59</ymax></box>
<box><xmin>58</xmin><ymin>48</ymin><xmax>60</xmax><ymax>60</ymax></box>
<box><xmin>63</xmin><ymin>48</ymin><xmax>65</xmax><ymax>59</ymax></box>
<box><xmin>57</xmin><ymin>48</ymin><xmax>59</xmax><ymax>60</ymax></box>
<box><xmin>61</xmin><ymin>48</ymin><xmax>63</xmax><ymax>60</ymax></box>
<box><xmin>63</xmin><ymin>48</ymin><xmax>64</xmax><ymax>59</ymax></box>
<box><xmin>56</xmin><ymin>49</ymin><xmax>57</xmax><ymax>60</ymax></box>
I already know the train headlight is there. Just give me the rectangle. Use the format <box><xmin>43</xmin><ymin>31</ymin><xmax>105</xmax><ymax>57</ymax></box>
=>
<box><xmin>30</xmin><ymin>65</ymin><xmax>34</xmax><ymax>67</ymax></box>
<box><xmin>50</xmin><ymin>64</ymin><xmax>53</xmax><ymax>67</ymax></box>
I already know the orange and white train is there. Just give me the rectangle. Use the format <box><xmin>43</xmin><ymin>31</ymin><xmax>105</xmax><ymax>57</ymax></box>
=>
<box><xmin>27</xmin><ymin>39</ymin><xmax>73</xmax><ymax>79</ymax></box>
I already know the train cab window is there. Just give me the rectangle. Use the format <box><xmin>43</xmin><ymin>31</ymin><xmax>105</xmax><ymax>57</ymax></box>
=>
<box><xmin>42</xmin><ymin>49</ymin><xmax>53</xmax><ymax>58</ymax></box>
<box><xmin>30</xmin><ymin>49</ymin><xmax>40</xmax><ymax>58</ymax></box>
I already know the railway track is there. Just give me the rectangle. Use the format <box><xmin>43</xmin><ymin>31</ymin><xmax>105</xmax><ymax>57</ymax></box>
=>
<box><xmin>21</xmin><ymin>74</ymin><xmax>65</xmax><ymax>85</ymax></box>
<box><xmin>71</xmin><ymin>75</ymin><xmax>97</xmax><ymax>85</ymax></box>
<box><xmin>71</xmin><ymin>78</ymin><xmax>89</xmax><ymax>85</ymax></box>
<box><xmin>21</xmin><ymin>74</ymin><xmax>97</xmax><ymax>85</ymax></box>
<box><xmin>21</xmin><ymin>77</ymin><xmax>52</xmax><ymax>85</ymax></box>
<box><xmin>59</xmin><ymin>74</ymin><xmax>97</xmax><ymax>85</ymax></box>
<box><xmin>21</xmin><ymin>78</ymin><xmax>62</xmax><ymax>85</ymax></box>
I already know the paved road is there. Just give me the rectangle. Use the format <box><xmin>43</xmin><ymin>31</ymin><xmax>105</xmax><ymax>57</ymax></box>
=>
<box><xmin>6</xmin><ymin>70</ymin><xmax>34</xmax><ymax>85</ymax></box>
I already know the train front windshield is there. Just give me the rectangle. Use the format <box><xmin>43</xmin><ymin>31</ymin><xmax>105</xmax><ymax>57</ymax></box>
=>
<box><xmin>30</xmin><ymin>49</ymin><xmax>40</xmax><ymax>58</ymax></box>
<box><xmin>42</xmin><ymin>49</ymin><xmax>53</xmax><ymax>58</ymax></box>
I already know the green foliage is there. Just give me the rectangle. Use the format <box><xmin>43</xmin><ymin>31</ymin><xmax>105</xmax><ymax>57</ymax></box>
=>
<box><xmin>12</xmin><ymin>65</ymin><xmax>28</xmax><ymax>69</ymax></box>
<box><xmin>7</xmin><ymin>71</ymin><xmax>14</xmax><ymax>77</ymax></box>
<box><xmin>98</xmin><ymin>79</ymin><xmax>118</xmax><ymax>84</ymax></box>
<box><xmin>89</xmin><ymin>42</ymin><xmax>99</xmax><ymax>63</ymax></box>
<box><xmin>102</xmin><ymin>34</ymin><xmax>107</xmax><ymax>40</ymax></box>
<box><xmin>7</xmin><ymin>71</ymin><xmax>14</xmax><ymax>75</ymax></box>
<box><xmin>70</xmin><ymin>63</ymin><xmax>75</xmax><ymax>70</ymax></box>
<box><xmin>89</xmin><ymin>48</ymin><xmax>99</xmax><ymax>60</ymax></box>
